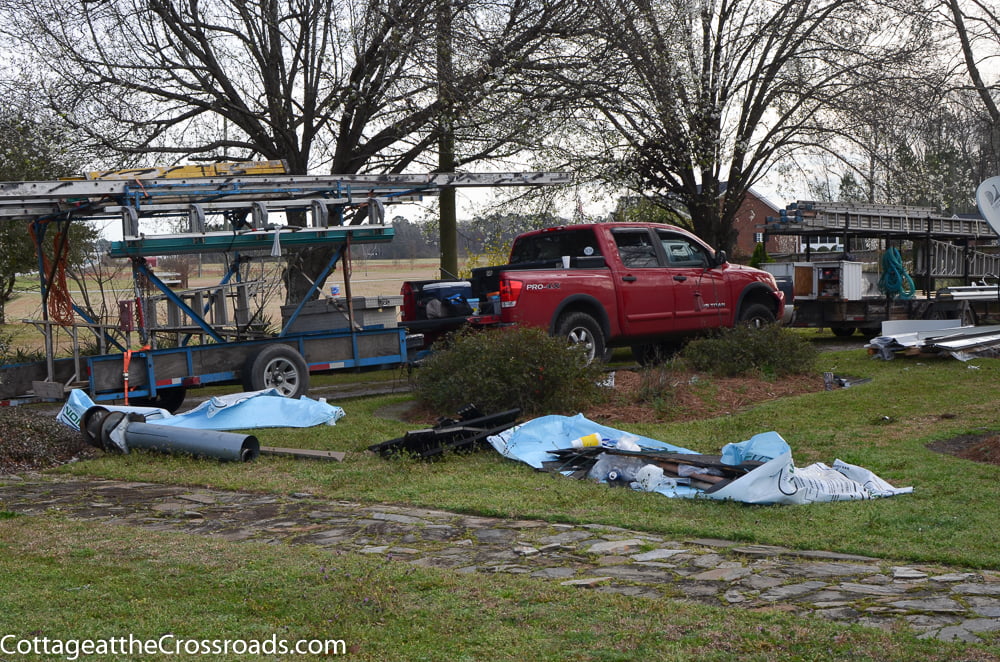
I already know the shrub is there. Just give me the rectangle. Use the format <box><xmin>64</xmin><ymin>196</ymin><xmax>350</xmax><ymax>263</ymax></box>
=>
<box><xmin>634</xmin><ymin>362</ymin><xmax>684</xmax><ymax>418</ymax></box>
<box><xmin>748</xmin><ymin>242</ymin><xmax>772</xmax><ymax>269</ymax></box>
<box><xmin>679</xmin><ymin>325</ymin><xmax>817</xmax><ymax>378</ymax></box>
<box><xmin>0</xmin><ymin>330</ymin><xmax>44</xmax><ymax>364</ymax></box>
<box><xmin>413</xmin><ymin>326</ymin><xmax>606</xmax><ymax>417</ymax></box>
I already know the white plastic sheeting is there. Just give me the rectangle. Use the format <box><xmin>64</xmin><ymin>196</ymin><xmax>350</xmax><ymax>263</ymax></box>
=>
<box><xmin>58</xmin><ymin>389</ymin><xmax>345</xmax><ymax>432</ymax></box>
<box><xmin>487</xmin><ymin>414</ymin><xmax>912</xmax><ymax>505</ymax></box>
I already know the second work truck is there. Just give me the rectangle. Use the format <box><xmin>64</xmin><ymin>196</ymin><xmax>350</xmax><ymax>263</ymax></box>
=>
<box><xmin>401</xmin><ymin>222</ymin><xmax>785</xmax><ymax>362</ymax></box>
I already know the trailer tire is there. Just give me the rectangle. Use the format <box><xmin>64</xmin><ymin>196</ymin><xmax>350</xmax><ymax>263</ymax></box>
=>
<box><xmin>831</xmin><ymin>327</ymin><xmax>856</xmax><ymax>338</ymax></box>
<box><xmin>131</xmin><ymin>387</ymin><xmax>188</xmax><ymax>414</ymax></box>
<box><xmin>243</xmin><ymin>345</ymin><xmax>309</xmax><ymax>398</ymax></box>
<box><xmin>556</xmin><ymin>312</ymin><xmax>606</xmax><ymax>365</ymax></box>
<box><xmin>737</xmin><ymin>303</ymin><xmax>776</xmax><ymax>329</ymax></box>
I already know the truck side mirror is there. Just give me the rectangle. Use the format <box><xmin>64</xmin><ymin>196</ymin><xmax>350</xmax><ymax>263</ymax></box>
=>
<box><xmin>714</xmin><ymin>250</ymin><xmax>728</xmax><ymax>267</ymax></box>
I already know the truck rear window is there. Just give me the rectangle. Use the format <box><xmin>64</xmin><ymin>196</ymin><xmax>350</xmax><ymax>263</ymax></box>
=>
<box><xmin>509</xmin><ymin>228</ymin><xmax>600</xmax><ymax>264</ymax></box>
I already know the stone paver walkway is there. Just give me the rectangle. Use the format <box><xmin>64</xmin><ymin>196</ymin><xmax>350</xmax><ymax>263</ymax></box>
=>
<box><xmin>2</xmin><ymin>475</ymin><xmax>999</xmax><ymax>644</ymax></box>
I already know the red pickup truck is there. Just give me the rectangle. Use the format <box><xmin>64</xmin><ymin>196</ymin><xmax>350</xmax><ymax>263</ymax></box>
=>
<box><xmin>401</xmin><ymin>222</ymin><xmax>785</xmax><ymax>362</ymax></box>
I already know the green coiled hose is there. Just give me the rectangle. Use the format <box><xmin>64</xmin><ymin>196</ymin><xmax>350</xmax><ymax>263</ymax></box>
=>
<box><xmin>879</xmin><ymin>247</ymin><xmax>915</xmax><ymax>299</ymax></box>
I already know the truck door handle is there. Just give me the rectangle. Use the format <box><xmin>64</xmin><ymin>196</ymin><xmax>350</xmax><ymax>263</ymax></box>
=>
<box><xmin>674</xmin><ymin>275</ymin><xmax>687</xmax><ymax>282</ymax></box>
<box><xmin>622</xmin><ymin>275</ymin><xmax>637</xmax><ymax>282</ymax></box>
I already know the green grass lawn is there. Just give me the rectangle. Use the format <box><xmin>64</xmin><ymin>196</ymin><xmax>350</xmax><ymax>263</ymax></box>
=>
<box><xmin>4</xmin><ymin>345</ymin><xmax>1000</xmax><ymax>660</ymax></box>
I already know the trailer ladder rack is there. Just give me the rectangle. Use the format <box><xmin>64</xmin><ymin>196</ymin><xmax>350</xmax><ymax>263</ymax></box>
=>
<box><xmin>764</xmin><ymin>201</ymin><xmax>995</xmax><ymax>239</ymax></box>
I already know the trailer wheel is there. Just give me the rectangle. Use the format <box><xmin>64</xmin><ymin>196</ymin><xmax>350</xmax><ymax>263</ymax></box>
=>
<box><xmin>131</xmin><ymin>387</ymin><xmax>188</xmax><ymax>414</ymax></box>
<box><xmin>243</xmin><ymin>345</ymin><xmax>309</xmax><ymax>398</ymax></box>
<box><xmin>737</xmin><ymin>303</ymin><xmax>776</xmax><ymax>329</ymax></box>
<box><xmin>556</xmin><ymin>312</ymin><xmax>606</xmax><ymax>365</ymax></box>
<box><xmin>831</xmin><ymin>327</ymin><xmax>857</xmax><ymax>338</ymax></box>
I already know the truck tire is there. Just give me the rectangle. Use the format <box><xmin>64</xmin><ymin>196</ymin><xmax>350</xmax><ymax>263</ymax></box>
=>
<box><xmin>737</xmin><ymin>303</ymin><xmax>776</xmax><ymax>328</ymax></box>
<box><xmin>831</xmin><ymin>327</ymin><xmax>856</xmax><ymax>338</ymax></box>
<box><xmin>242</xmin><ymin>345</ymin><xmax>309</xmax><ymax>398</ymax></box>
<box><xmin>556</xmin><ymin>312</ymin><xmax>606</xmax><ymax>365</ymax></box>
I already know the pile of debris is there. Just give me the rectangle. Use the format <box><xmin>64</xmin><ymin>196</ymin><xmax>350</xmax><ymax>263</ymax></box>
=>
<box><xmin>544</xmin><ymin>446</ymin><xmax>762</xmax><ymax>494</ymax></box>
<box><xmin>486</xmin><ymin>414</ymin><xmax>913</xmax><ymax>505</ymax></box>
<box><xmin>866</xmin><ymin>320</ymin><xmax>1000</xmax><ymax>361</ymax></box>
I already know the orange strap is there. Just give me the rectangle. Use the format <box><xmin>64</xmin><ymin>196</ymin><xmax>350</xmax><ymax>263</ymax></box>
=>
<box><xmin>121</xmin><ymin>344</ymin><xmax>150</xmax><ymax>405</ymax></box>
<box><xmin>122</xmin><ymin>349</ymin><xmax>133</xmax><ymax>405</ymax></box>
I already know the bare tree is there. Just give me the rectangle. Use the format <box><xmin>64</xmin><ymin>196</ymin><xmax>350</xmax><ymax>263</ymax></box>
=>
<box><xmin>0</xmin><ymin>0</ymin><xmax>582</xmax><ymax>299</ymax></box>
<box><xmin>562</xmin><ymin>0</ymin><xmax>934</xmax><ymax>254</ymax></box>
<box><xmin>812</xmin><ymin>0</ymin><xmax>998</xmax><ymax>212</ymax></box>
<box><xmin>937</xmin><ymin>0</ymin><xmax>1000</xmax><ymax>176</ymax></box>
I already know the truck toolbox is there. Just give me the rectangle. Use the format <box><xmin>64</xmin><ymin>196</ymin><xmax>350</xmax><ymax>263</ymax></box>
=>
<box><xmin>281</xmin><ymin>296</ymin><xmax>402</xmax><ymax>333</ymax></box>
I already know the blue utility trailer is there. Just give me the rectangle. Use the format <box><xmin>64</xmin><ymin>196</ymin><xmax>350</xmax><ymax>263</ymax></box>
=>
<box><xmin>0</xmin><ymin>164</ymin><xmax>569</xmax><ymax>408</ymax></box>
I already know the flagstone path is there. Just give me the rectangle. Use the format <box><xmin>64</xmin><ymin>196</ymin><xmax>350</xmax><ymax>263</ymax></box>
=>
<box><xmin>2</xmin><ymin>475</ymin><xmax>999</xmax><ymax>644</ymax></box>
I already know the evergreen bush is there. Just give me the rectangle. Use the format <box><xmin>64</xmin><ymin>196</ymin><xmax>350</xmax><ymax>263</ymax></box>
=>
<box><xmin>679</xmin><ymin>325</ymin><xmax>817</xmax><ymax>378</ymax></box>
<box><xmin>414</xmin><ymin>327</ymin><xmax>606</xmax><ymax>417</ymax></box>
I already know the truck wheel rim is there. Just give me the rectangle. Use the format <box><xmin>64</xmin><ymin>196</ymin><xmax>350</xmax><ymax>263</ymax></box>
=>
<box><xmin>567</xmin><ymin>328</ymin><xmax>596</xmax><ymax>362</ymax></box>
<box><xmin>264</xmin><ymin>358</ymin><xmax>300</xmax><ymax>396</ymax></box>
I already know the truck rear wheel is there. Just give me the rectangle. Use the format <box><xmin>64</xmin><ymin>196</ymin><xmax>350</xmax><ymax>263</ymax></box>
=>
<box><xmin>556</xmin><ymin>312</ymin><xmax>606</xmax><ymax>365</ymax></box>
<box><xmin>738</xmin><ymin>303</ymin><xmax>776</xmax><ymax>328</ymax></box>
<box><xmin>831</xmin><ymin>327</ymin><xmax>856</xmax><ymax>338</ymax></box>
<box><xmin>242</xmin><ymin>345</ymin><xmax>309</xmax><ymax>398</ymax></box>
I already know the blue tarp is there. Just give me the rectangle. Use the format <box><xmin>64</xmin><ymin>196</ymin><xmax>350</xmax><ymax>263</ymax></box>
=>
<box><xmin>58</xmin><ymin>389</ymin><xmax>345</xmax><ymax>432</ymax></box>
<box><xmin>486</xmin><ymin>413</ymin><xmax>696</xmax><ymax>469</ymax></box>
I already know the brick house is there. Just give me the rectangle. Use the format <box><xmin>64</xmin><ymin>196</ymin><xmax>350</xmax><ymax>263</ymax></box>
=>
<box><xmin>730</xmin><ymin>187</ymin><xmax>798</xmax><ymax>259</ymax></box>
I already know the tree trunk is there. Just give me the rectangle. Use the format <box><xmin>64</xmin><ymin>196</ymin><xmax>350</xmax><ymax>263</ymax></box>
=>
<box><xmin>283</xmin><ymin>245</ymin><xmax>338</xmax><ymax>304</ymax></box>
<box><xmin>436</xmin><ymin>0</ymin><xmax>458</xmax><ymax>280</ymax></box>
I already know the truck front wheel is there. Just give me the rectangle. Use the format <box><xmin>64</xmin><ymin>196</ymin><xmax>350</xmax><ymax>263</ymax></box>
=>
<box><xmin>556</xmin><ymin>312</ymin><xmax>606</xmax><ymax>365</ymax></box>
<box><xmin>243</xmin><ymin>345</ymin><xmax>309</xmax><ymax>398</ymax></box>
<box><xmin>738</xmin><ymin>303</ymin><xmax>776</xmax><ymax>329</ymax></box>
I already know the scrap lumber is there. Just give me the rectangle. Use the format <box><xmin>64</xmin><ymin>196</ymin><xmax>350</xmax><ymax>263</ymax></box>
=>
<box><xmin>260</xmin><ymin>446</ymin><xmax>346</xmax><ymax>462</ymax></box>
<box><xmin>544</xmin><ymin>447</ymin><xmax>763</xmax><ymax>490</ymax></box>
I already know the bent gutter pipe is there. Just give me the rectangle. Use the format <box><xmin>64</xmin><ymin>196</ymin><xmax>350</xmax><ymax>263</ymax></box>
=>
<box><xmin>82</xmin><ymin>406</ymin><xmax>260</xmax><ymax>462</ymax></box>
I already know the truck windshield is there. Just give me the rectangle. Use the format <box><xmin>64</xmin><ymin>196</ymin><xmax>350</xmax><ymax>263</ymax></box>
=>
<box><xmin>509</xmin><ymin>228</ymin><xmax>600</xmax><ymax>264</ymax></box>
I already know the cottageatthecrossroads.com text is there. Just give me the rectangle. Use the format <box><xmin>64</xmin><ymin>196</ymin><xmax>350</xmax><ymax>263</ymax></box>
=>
<box><xmin>1</xmin><ymin>634</ymin><xmax>348</xmax><ymax>659</ymax></box>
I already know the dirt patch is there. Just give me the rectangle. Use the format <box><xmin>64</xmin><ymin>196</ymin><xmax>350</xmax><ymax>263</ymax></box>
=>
<box><xmin>927</xmin><ymin>433</ymin><xmax>1000</xmax><ymax>466</ymax></box>
<box><xmin>586</xmin><ymin>369</ymin><xmax>825</xmax><ymax>424</ymax></box>
<box><xmin>0</xmin><ymin>405</ymin><xmax>99</xmax><ymax>474</ymax></box>
<box><xmin>399</xmin><ymin>369</ymin><xmax>828</xmax><ymax>426</ymax></box>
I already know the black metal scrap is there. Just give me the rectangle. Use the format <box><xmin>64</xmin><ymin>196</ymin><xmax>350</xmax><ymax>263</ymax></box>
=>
<box><xmin>368</xmin><ymin>405</ymin><xmax>521</xmax><ymax>460</ymax></box>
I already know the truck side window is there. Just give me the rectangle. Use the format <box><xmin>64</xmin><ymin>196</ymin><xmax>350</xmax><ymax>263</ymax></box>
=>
<box><xmin>509</xmin><ymin>228</ymin><xmax>600</xmax><ymax>264</ymax></box>
<box><xmin>612</xmin><ymin>229</ymin><xmax>660</xmax><ymax>268</ymax></box>
<box><xmin>657</xmin><ymin>231</ymin><xmax>710</xmax><ymax>268</ymax></box>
